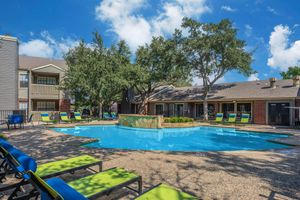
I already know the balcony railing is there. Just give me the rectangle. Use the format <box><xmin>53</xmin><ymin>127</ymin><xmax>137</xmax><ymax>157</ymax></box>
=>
<box><xmin>31</xmin><ymin>84</ymin><xmax>60</xmax><ymax>99</ymax></box>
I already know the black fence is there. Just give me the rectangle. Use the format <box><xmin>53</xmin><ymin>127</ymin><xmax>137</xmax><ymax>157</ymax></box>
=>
<box><xmin>0</xmin><ymin>110</ymin><xmax>27</xmax><ymax>122</ymax></box>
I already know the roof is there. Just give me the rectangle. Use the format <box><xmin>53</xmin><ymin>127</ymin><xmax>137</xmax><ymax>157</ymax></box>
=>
<box><xmin>0</xmin><ymin>35</ymin><xmax>17</xmax><ymax>42</ymax></box>
<box><xmin>149</xmin><ymin>79</ymin><xmax>300</xmax><ymax>102</ymax></box>
<box><xmin>19</xmin><ymin>55</ymin><xmax>68</xmax><ymax>70</ymax></box>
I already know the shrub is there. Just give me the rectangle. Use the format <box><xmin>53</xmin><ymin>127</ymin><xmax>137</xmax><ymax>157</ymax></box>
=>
<box><xmin>0</xmin><ymin>134</ymin><xmax>7</xmax><ymax>140</ymax></box>
<box><xmin>164</xmin><ymin>117</ymin><xmax>193</xmax><ymax>123</ymax></box>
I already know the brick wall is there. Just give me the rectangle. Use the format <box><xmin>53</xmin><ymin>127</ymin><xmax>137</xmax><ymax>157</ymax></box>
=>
<box><xmin>253</xmin><ymin>100</ymin><xmax>266</xmax><ymax>124</ymax></box>
<box><xmin>59</xmin><ymin>99</ymin><xmax>70</xmax><ymax>112</ymax></box>
<box><xmin>295</xmin><ymin>99</ymin><xmax>300</xmax><ymax>122</ymax></box>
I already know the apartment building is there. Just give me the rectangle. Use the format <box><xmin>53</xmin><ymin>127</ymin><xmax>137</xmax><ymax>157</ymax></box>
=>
<box><xmin>18</xmin><ymin>55</ymin><xmax>70</xmax><ymax>119</ymax></box>
<box><xmin>0</xmin><ymin>35</ymin><xmax>70</xmax><ymax>120</ymax></box>
<box><xmin>0</xmin><ymin>35</ymin><xmax>18</xmax><ymax>110</ymax></box>
<box><xmin>146</xmin><ymin>78</ymin><xmax>300</xmax><ymax>126</ymax></box>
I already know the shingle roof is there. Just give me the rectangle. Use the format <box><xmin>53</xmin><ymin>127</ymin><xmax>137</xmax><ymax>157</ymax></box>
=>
<box><xmin>149</xmin><ymin>79</ymin><xmax>300</xmax><ymax>102</ymax></box>
<box><xmin>19</xmin><ymin>55</ymin><xmax>68</xmax><ymax>70</ymax></box>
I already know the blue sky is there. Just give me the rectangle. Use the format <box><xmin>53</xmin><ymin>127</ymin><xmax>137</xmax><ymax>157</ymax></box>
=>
<box><xmin>1</xmin><ymin>0</ymin><xmax>300</xmax><ymax>84</ymax></box>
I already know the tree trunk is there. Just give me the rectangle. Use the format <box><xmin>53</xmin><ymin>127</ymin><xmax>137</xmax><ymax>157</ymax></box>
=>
<box><xmin>138</xmin><ymin>97</ymin><xmax>148</xmax><ymax>114</ymax></box>
<box><xmin>98</xmin><ymin>102</ymin><xmax>103</xmax><ymax>119</ymax></box>
<box><xmin>203</xmin><ymin>93</ymin><xmax>209</xmax><ymax>121</ymax></box>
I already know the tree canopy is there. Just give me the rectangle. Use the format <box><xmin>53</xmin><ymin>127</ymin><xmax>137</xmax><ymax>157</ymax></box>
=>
<box><xmin>280</xmin><ymin>66</ymin><xmax>300</xmax><ymax>79</ymax></box>
<box><xmin>62</xmin><ymin>32</ymin><xmax>132</xmax><ymax>115</ymax></box>
<box><xmin>62</xmin><ymin>17</ymin><xmax>253</xmax><ymax>119</ymax></box>
<box><xmin>134</xmin><ymin>36</ymin><xmax>190</xmax><ymax>113</ymax></box>
<box><xmin>180</xmin><ymin>18</ymin><xmax>253</xmax><ymax>120</ymax></box>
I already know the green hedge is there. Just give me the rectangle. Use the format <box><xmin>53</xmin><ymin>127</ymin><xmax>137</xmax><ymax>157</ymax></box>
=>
<box><xmin>164</xmin><ymin>117</ymin><xmax>194</xmax><ymax>123</ymax></box>
<box><xmin>0</xmin><ymin>134</ymin><xmax>7</xmax><ymax>140</ymax></box>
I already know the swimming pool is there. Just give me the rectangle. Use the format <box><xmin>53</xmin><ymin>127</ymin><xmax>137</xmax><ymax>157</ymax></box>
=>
<box><xmin>53</xmin><ymin>125</ymin><xmax>290</xmax><ymax>152</ymax></box>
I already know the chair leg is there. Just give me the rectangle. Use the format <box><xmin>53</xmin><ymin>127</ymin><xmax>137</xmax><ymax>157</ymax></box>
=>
<box><xmin>7</xmin><ymin>179</ymin><xmax>25</xmax><ymax>200</ymax></box>
<box><xmin>138</xmin><ymin>177</ymin><xmax>143</xmax><ymax>194</ymax></box>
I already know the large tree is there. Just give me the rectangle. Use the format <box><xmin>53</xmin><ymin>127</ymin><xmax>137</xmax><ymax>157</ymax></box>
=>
<box><xmin>280</xmin><ymin>66</ymin><xmax>300</xmax><ymax>79</ymax></box>
<box><xmin>62</xmin><ymin>32</ymin><xmax>132</xmax><ymax>116</ymax></box>
<box><xmin>134</xmin><ymin>36</ymin><xmax>189</xmax><ymax>114</ymax></box>
<box><xmin>181</xmin><ymin>18</ymin><xmax>253</xmax><ymax>120</ymax></box>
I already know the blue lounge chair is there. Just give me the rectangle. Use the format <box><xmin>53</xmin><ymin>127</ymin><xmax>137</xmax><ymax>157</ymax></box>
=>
<box><xmin>103</xmin><ymin>112</ymin><xmax>112</xmax><ymax>120</ymax></box>
<box><xmin>3</xmin><ymin>147</ymin><xmax>142</xmax><ymax>200</ymax></box>
<box><xmin>0</xmin><ymin>141</ymin><xmax>102</xmax><ymax>193</ymax></box>
<box><xmin>6</xmin><ymin>114</ymin><xmax>24</xmax><ymax>129</ymax></box>
<box><xmin>111</xmin><ymin>112</ymin><xmax>117</xmax><ymax>120</ymax></box>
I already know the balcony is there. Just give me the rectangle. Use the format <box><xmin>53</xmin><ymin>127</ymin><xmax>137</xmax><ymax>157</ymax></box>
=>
<box><xmin>31</xmin><ymin>84</ymin><xmax>60</xmax><ymax>99</ymax></box>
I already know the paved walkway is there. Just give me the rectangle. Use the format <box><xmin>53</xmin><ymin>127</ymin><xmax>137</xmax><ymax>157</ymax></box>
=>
<box><xmin>0</xmin><ymin>124</ymin><xmax>300</xmax><ymax>199</ymax></box>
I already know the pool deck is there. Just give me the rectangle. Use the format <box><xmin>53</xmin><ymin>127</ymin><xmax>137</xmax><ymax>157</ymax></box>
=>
<box><xmin>0</xmin><ymin>122</ymin><xmax>299</xmax><ymax>199</ymax></box>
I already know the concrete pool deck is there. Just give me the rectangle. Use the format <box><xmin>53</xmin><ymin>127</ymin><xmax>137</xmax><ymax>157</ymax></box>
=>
<box><xmin>0</xmin><ymin>123</ymin><xmax>299</xmax><ymax>199</ymax></box>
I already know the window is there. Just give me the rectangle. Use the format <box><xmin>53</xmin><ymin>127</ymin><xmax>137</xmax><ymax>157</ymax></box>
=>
<box><xmin>19</xmin><ymin>102</ymin><xmax>28</xmax><ymax>116</ymax></box>
<box><xmin>155</xmin><ymin>104</ymin><xmax>164</xmax><ymax>115</ymax></box>
<box><xmin>37</xmin><ymin>76</ymin><xmax>57</xmax><ymax>85</ymax></box>
<box><xmin>37</xmin><ymin>101</ymin><xmax>56</xmax><ymax>111</ymax></box>
<box><xmin>19</xmin><ymin>74</ymin><xmax>29</xmax><ymax>88</ymax></box>
<box><xmin>19</xmin><ymin>102</ymin><xmax>28</xmax><ymax>110</ymax></box>
<box><xmin>208</xmin><ymin>104</ymin><xmax>215</xmax><ymax>116</ymax></box>
<box><xmin>175</xmin><ymin>104</ymin><xmax>184</xmax><ymax>116</ymax></box>
<box><xmin>196</xmin><ymin>103</ymin><xmax>215</xmax><ymax>119</ymax></box>
<box><xmin>237</xmin><ymin>103</ymin><xmax>251</xmax><ymax>113</ymax></box>
<box><xmin>222</xmin><ymin>103</ymin><xmax>234</xmax><ymax>119</ymax></box>
<box><xmin>195</xmin><ymin>104</ymin><xmax>203</xmax><ymax>118</ymax></box>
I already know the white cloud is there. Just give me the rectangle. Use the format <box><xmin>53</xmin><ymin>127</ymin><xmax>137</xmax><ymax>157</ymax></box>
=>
<box><xmin>245</xmin><ymin>24</ymin><xmax>253</xmax><ymax>37</ymax></box>
<box><xmin>267</xmin><ymin>6</ymin><xmax>279</xmax><ymax>15</ymax></box>
<box><xmin>267</xmin><ymin>25</ymin><xmax>300</xmax><ymax>71</ymax></box>
<box><xmin>221</xmin><ymin>5</ymin><xmax>237</xmax><ymax>12</ymax></box>
<box><xmin>19</xmin><ymin>39</ymin><xmax>54</xmax><ymax>58</ymax></box>
<box><xmin>95</xmin><ymin>0</ymin><xmax>210</xmax><ymax>51</ymax></box>
<box><xmin>248</xmin><ymin>73</ymin><xmax>260</xmax><ymax>81</ymax></box>
<box><xmin>19</xmin><ymin>31</ymin><xmax>79</xmax><ymax>59</ymax></box>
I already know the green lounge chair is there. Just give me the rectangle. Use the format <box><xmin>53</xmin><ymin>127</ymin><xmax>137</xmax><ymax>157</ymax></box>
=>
<box><xmin>40</xmin><ymin>113</ymin><xmax>55</xmax><ymax>124</ymax></box>
<box><xmin>135</xmin><ymin>183</ymin><xmax>198</xmax><ymax>200</ymax></box>
<box><xmin>226</xmin><ymin>113</ymin><xmax>237</xmax><ymax>123</ymax></box>
<box><xmin>74</xmin><ymin>112</ymin><xmax>89</xmax><ymax>122</ymax></box>
<box><xmin>27</xmin><ymin>167</ymin><xmax>142</xmax><ymax>200</ymax></box>
<box><xmin>214</xmin><ymin>113</ymin><xmax>223</xmax><ymax>123</ymax></box>
<box><xmin>60</xmin><ymin>112</ymin><xmax>72</xmax><ymax>122</ymax></box>
<box><xmin>0</xmin><ymin>145</ymin><xmax>102</xmax><ymax>193</ymax></box>
<box><xmin>240</xmin><ymin>113</ymin><xmax>250</xmax><ymax>124</ymax></box>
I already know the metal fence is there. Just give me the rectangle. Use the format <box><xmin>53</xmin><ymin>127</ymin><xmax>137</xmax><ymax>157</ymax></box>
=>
<box><xmin>0</xmin><ymin>110</ymin><xmax>27</xmax><ymax>122</ymax></box>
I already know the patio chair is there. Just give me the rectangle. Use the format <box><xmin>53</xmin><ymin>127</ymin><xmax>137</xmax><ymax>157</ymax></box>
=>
<box><xmin>226</xmin><ymin>113</ymin><xmax>237</xmax><ymax>123</ymax></box>
<box><xmin>111</xmin><ymin>112</ymin><xmax>118</xmax><ymax>120</ymax></box>
<box><xmin>0</xmin><ymin>143</ymin><xmax>102</xmax><ymax>193</ymax></box>
<box><xmin>4</xmin><ymin>149</ymin><xmax>142</xmax><ymax>200</ymax></box>
<box><xmin>27</xmin><ymin>113</ymin><xmax>34</xmax><ymax>127</ymax></box>
<box><xmin>6</xmin><ymin>114</ymin><xmax>24</xmax><ymax>129</ymax></box>
<box><xmin>214</xmin><ymin>113</ymin><xmax>224</xmax><ymax>123</ymax></box>
<box><xmin>135</xmin><ymin>183</ymin><xmax>198</xmax><ymax>200</ymax></box>
<box><xmin>240</xmin><ymin>114</ymin><xmax>250</xmax><ymax>124</ymax></box>
<box><xmin>103</xmin><ymin>112</ymin><xmax>112</xmax><ymax>120</ymax></box>
<box><xmin>40</xmin><ymin>113</ymin><xmax>55</xmax><ymax>124</ymax></box>
<box><xmin>74</xmin><ymin>112</ymin><xmax>90</xmax><ymax>122</ymax></box>
<box><xmin>60</xmin><ymin>112</ymin><xmax>72</xmax><ymax>123</ymax></box>
<box><xmin>27</xmin><ymin>167</ymin><xmax>142</xmax><ymax>200</ymax></box>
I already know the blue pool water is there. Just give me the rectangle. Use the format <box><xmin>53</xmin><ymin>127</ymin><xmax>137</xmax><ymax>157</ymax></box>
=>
<box><xmin>53</xmin><ymin>125</ymin><xmax>290</xmax><ymax>152</ymax></box>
